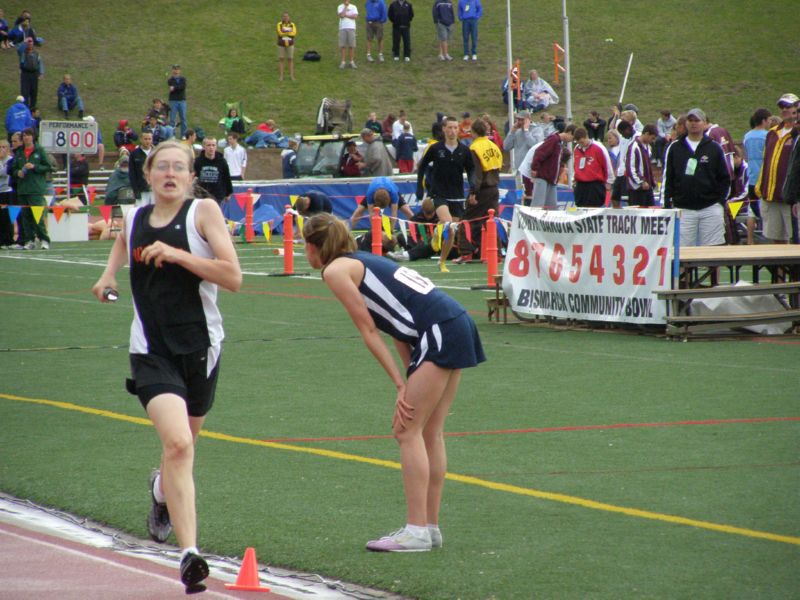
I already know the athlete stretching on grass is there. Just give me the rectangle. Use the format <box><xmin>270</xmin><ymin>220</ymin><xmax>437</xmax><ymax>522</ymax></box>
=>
<box><xmin>303</xmin><ymin>214</ymin><xmax>485</xmax><ymax>552</ymax></box>
<box><xmin>92</xmin><ymin>140</ymin><xmax>241</xmax><ymax>593</ymax></box>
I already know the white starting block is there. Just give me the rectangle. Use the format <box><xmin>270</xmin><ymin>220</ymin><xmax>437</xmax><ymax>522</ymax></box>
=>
<box><xmin>47</xmin><ymin>211</ymin><xmax>89</xmax><ymax>242</ymax></box>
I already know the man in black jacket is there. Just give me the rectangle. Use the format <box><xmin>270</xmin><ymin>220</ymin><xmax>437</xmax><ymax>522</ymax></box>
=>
<box><xmin>129</xmin><ymin>132</ymin><xmax>154</xmax><ymax>206</ymax></box>
<box><xmin>662</xmin><ymin>108</ymin><xmax>730</xmax><ymax>246</ymax></box>
<box><xmin>193</xmin><ymin>137</ymin><xmax>232</xmax><ymax>204</ymax></box>
<box><xmin>388</xmin><ymin>0</ymin><xmax>414</xmax><ymax>61</ymax></box>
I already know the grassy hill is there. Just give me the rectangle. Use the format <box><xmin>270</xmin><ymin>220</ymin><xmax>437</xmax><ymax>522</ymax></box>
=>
<box><xmin>1</xmin><ymin>1</ymin><xmax>798</xmax><ymax>146</ymax></box>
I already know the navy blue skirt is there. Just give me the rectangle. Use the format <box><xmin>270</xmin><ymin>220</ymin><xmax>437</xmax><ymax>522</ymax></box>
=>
<box><xmin>407</xmin><ymin>311</ymin><xmax>486</xmax><ymax>377</ymax></box>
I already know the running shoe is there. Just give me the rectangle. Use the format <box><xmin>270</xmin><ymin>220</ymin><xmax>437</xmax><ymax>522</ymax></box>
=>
<box><xmin>387</xmin><ymin>250</ymin><xmax>409</xmax><ymax>262</ymax></box>
<box><xmin>147</xmin><ymin>469</ymin><xmax>172</xmax><ymax>543</ymax></box>
<box><xmin>180</xmin><ymin>551</ymin><xmax>209</xmax><ymax>594</ymax></box>
<box><xmin>366</xmin><ymin>527</ymin><xmax>432</xmax><ymax>552</ymax></box>
<box><xmin>452</xmin><ymin>254</ymin><xmax>473</xmax><ymax>264</ymax></box>
<box><xmin>428</xmin><ymin>526</ymin><xmax>443</xmax><ymax>549</ymax></box>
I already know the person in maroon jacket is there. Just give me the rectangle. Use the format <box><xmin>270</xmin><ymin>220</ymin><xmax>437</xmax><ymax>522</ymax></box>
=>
<box><xmin>572</xmin><ymin>127</ymin><xmax>614</xmax><ymax>207</ymax></box>
<box><xmin>530</xmin><ymin>123</ymin><xmax>576</xmax><ymax>209</ymax></box>
<box><xmin>625</xmin><ymin>124</ymin><xmax>658</xmax><ymax>207</ymax></box>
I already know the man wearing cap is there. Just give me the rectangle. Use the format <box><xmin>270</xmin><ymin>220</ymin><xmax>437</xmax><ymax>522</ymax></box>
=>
<box><xmin>755</xmin><ymin>93</ymin><xmax>799</xmax><ymax>243</ymax></box>
<box><xmin>625</xmin><ymin>124</ymin><xmax>658</xmax><ymax>207</ymax></box>
<box><xmin>4</xmin><ymin>95</ymin><xmax>33</xmax><ymax>141</ymax></box>
<box><xmin>662</xmin><ymin>108</ymin><xmax>731</xmax><ymax>247</ymax></box>
<box><xmin>18</xmin><ymin>37</ymin><xmax>43</xmax><ymax>109</ymax></box>
<box><xmin>167</xmin><ymin>64</ymin><xmax>187</xmax><ymax>138</ymax></box>
<box><xmin>503</xmin><ymin>110</ymin><xmax>543</xmax><ymax>174</ymax></box>
<box><xmin>357</xmin><ymin>128</ymin><xmax>393</xmax><ymax>176</ymax></box>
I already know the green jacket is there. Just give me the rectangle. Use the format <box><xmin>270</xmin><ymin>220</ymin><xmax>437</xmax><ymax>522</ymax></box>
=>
<box><xmin>12</xmin><ymin>143</ymin><xmax>52</xmax><ymax>197</ymax></box>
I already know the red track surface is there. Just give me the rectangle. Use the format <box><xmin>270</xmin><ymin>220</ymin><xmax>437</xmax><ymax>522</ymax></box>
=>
<box><xmin>0</xmin><ymin>521</ymin><xmax>290</xmax><ymax>600</ymax></box>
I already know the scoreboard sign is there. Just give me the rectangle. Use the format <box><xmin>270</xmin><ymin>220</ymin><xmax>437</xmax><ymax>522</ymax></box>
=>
<box><xmin>40</xmin><ymin>120</ymin><xmax>98</xmax><ymax>154</ymax></box>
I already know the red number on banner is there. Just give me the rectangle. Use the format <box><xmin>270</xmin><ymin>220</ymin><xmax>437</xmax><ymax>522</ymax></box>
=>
<box><xmin>532</xmin><ymin>242</ymin><xmax>545</xmax><ymax>277</ymax></box>
<box><xmin>656</xmin><ymin>247</ymin><xmax>668</xmax><ymax>286</ymax></box>
<box><xmin>612</xmin><ymin>245</ymin><xmax>625</xmax><ymax>285</ymax></box>
<box><xmin>84</xmin><ymin>131</ymin><xmax>95</xmax><ymax>148</ymax></box>
<box><xmin>589</xmin><ymin>245</ymin><xmax>604</xmax><ymax>283</ymax></box>
<box><xmin>569</xmin><ymin>244</ymin><xmax>583</xmax><ymax>283</ymax></box>
<box><xmin>632</xmin><ymin>246</ymin><xmax>648</xmax><ymax>285</ymax></box>
<box><xmin>549</xmin><ymin>243</ymin><xmax>565</xmax><ymax>281</ymax></box>
<box><xmin>508</xmin><ymin>240</ymin><xmax>529</xmax><ymax>277</ymax></box>
<box><xmin>70</xmin><ymin>131</ymin><xmax>80</xmax><ymax>148</ymax></box>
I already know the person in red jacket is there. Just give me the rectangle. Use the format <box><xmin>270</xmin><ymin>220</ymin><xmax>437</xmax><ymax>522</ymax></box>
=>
<box><xmin>530</xmin><ymin>123</ymin><xmax>576</xmax><ymax>209</ymax></box>
<box><xmin>572</xmin><ymin>127</ymin><xmax>613</xmax><ymax>207</ymax></box>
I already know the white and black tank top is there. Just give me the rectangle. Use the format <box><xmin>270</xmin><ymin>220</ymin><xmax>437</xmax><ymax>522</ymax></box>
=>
<box><xmin>126</xmin><ymin>199</ymin><xmax>223</xmax><ymax>356</ymax></box>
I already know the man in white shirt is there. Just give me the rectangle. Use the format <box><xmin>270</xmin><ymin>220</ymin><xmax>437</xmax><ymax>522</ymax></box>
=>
<box><xmin>391</xmin><ymin>110</ymin><xmax>413</xmax><ymax>140</ymax></box>
<box><xmin>223</xmin><ymin>133</ymin><xmax>247</xmax><ymax>181</ymax></box>
<box><xmin>338</xmin><ymin>0</ymin><xmax>359</xmax><ymax>69</ymax></box>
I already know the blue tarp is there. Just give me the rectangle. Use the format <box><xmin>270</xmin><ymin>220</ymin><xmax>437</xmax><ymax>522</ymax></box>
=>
<box><xmin>227</xmin><ymin>175</ymin><xmax>525</xmax><ymax>232</ymax></box>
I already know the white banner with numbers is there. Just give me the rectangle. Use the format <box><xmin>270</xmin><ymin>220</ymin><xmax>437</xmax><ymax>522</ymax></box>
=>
<box><xmin>40</xmin><ymin>120</ymin><xmax>98</xmax><ymax>154</ymax></box>
<box><xmin>502</xmin><ymin>206</ymin><xmax>679</xmax><ymax>324</ymax></box>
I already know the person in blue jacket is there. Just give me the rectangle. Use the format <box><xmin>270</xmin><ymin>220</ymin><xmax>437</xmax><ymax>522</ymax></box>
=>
<box><xmin>57</xmin><ymin>74</ymin><xmax>85</xmax><ymax>119</ymax></box>
<box><xmin>365</xmin><ymin>0</ymin><xmax>387</xmax><ymax>62</ymax></box>
<box><xmin>5</xmin><ymin>96</ymin><xmax>33</xmax><ymax>141</ymax></box>
<box><xmin>458</xmin><ymin>0</ymin><xmax>482</xmax><ymax>61</ymax></box>
<box><xmin>303</xmin><ymin>214</ymin><xmax>485</xmax><ymax>552</ymax></box>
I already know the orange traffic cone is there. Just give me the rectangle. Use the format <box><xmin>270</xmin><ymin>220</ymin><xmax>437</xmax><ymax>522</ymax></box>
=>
<box><xmin>225</xmin><ymin>547</ymin><xmax>271</xmax><ymax>592</ymax></box>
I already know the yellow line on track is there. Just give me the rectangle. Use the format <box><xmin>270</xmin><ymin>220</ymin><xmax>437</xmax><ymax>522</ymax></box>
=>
<box><xmin>3</xmin><ymin>392</ymin><xmax>798</xmax><ymax>546</ymax></box>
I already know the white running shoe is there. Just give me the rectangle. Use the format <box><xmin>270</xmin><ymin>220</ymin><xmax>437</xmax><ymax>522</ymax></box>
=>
<box><xmin>387</xmin><ymin>250</ymin><xmax>410</xmax><ymax>262</ymax></box>
<box><xmin>472</xmin><ymin>54</ymin><xmax>478</xmax><ymax>61</ymax></box>
<box><xmin>463</xmin><ymin>55</ymin><xmax>469</xmax><ymax>61</ymax></box>
<box><xmin>40</xmin><ymin>240</ymin><xmax>50</xmax><ymax>250</ymax></box>
<box><xmin>367</xmin><ymin>53</ymin><xmax>374</xmax><ymax>62</ymax></box>
<box><xmin>428</xmin><ymin>526</ymin><xmax>443</xmax><ymax>549</ymax></box>
<box><xmin>23</xmin><ymin>241</ymin><xmax>36</xmax><ymax>250</ymax></box>
<box><xmin>404</xmin><ymin>56</ymin><xmax>410</xmax><ymax>62</ymax></box>
<box><xmin>339</xmin><ymin>62</ymin><xmax>346</xmax><ymax>69</ymax></box>
<box><xmin>378</xmin><ymin>53</ymin><xmax>385</xmax><ymax>62</ymax></box>
<box><xmin>366</xmin><ymin>527</ymin><xmax>432</xmax><ymax>552</ymax></box>
<box><xmin>445</xmin><ymin>54</ymin><xmax>453</xmax><ymax>61</ymax></box>
<box><xmin>350</xmin><ymin>61</ymin><xmax>358</xmax><ymax>69</ymax></box>
<box><xmin>438</xmin><ymin>54</ymin><xmax>445</xmax><ymax>61</ymax></box>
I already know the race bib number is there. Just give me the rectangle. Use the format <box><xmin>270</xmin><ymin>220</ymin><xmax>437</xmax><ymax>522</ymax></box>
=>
<box><xmin>578</xmin><ymin>157</ymin><xmax>586</xmax><ymax>170</ymax></box>
<box><xmin>394</xmin><ymin>267</ymin><xmax>435</xmax><ymax>294</ymax></box>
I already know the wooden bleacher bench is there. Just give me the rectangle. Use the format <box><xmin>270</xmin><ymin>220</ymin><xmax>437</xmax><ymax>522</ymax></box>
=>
<box><xmin>52</xmin><ymin>169</ymin><xmax>112</xmax><ymax>202</ymax></box>
<box><xmin>655</xmin><ymin>282</ymin><xmax>800</xmax><ymax>338</ymax></box>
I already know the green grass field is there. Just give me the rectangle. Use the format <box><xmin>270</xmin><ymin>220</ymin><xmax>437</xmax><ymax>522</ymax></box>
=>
<box><xmin>1</xmin><ymin>242</ymin><xmax>798</xmax><ymax>599</ymax></box>
<box><xmin>1</xmin><ymin>1</ymin><xmax>798</xmax><ymax>144</ymax></box>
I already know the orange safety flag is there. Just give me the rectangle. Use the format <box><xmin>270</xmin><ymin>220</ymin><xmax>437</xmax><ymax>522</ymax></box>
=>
<box><xmin>51</xmin><ymin>205</ymin><xmax>66</xmax><ymax>223</ymax></box>
<box><xmin>98</xmin><ymin>205</ymin><xmax>113</xmax><ymax>223</ymax></box>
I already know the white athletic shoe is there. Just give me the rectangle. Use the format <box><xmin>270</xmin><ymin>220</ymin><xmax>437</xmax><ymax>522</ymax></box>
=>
<box><xmin>40</xmin><ymin>240</ymin><xmax>50</xmax><ymax>250</ymax></box>
<box><xmin>439</xmin><ymin>54</ymin><xmax>445</xmax><ymax>61</ymax></box>
<box><xmin>378</xmin><ymin>53</ymin><xmax>385</xmax><ymax>62</ymax></box>
<box><xmin>463</xmin><ymin>55</ymin><xmax>469</xmax><ymax>61</ymax></box>
<box><xmin>366</xmin><ymin>527</ymin><xmax>432</xmax><ymax>552</ymax></box>
<box><xmin>339</xmin><ymin>62</ymin><xmax>346</xmax><ymax>69</ymax></box>
<box><xmin>350</xmin><ymin>61</ymin><xmax>358</xmax><ymax>69</ymax></box>
<box><xmin>387</xmin><ymin>250</ymin><xmax>410</xmax><ymax>262</ymax></box>
<box><xmin>367</xmin><ymin>53</ymin><xmax>374</xmax><ymax>62</ymax></box>
<box><xmin>428</xmin><ymin>526</ymin><xmax>443</xmax><ymax>549</ymax></box>
<box><xmin>404</xmin><ymin>56</ymin><xmax>410</xmax><ymax>62</ymax></box>
<box><xmin>445</xmin><ymin>54</ymin><xmax>453</xmax><ymax>61</ymax></box>
<box><xmin>472</xmin><ymin>54</ymin><xmax>478</xmax><ymax>61</ymax></box>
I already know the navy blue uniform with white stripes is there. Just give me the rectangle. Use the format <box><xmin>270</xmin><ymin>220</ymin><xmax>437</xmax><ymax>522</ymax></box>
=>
<box><xmin>339</xmin><ymin>251</ymin><xmax>485</xmax><ymax>374</ymax></box>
